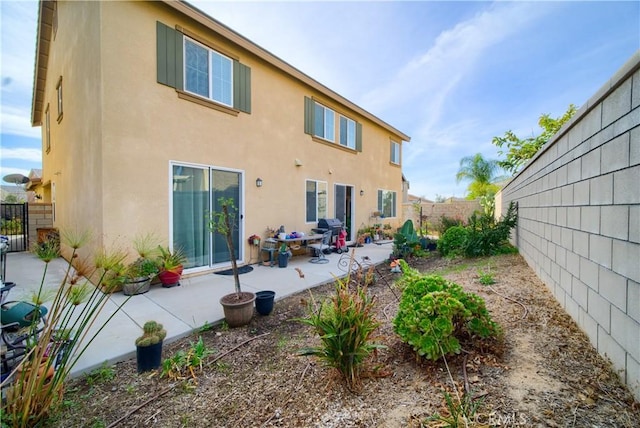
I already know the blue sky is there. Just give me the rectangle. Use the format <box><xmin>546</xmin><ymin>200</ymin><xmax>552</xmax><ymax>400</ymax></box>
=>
<box><xmin>1</xmin><ymin>1</ymin><xmax>638</xmax><ymax>200</ymax></box>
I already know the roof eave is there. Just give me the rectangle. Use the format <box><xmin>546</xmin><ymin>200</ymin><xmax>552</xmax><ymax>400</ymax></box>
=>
<box><xmin>31</xmin><ymin>0</ymin><xmax>54</xmax><ymax>127</ymax></box>
<box><xmin>165</xmin><ymin>0</ymin><xmax>411</xmax><ymax>142</ymax></box>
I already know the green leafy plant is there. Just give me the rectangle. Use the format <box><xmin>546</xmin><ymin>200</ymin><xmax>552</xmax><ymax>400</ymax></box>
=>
<box><xmin>156</xmin><ymin>245</ymin><xmax>187</xmax><ymax>272</ymax></box>
<box><xmin>84</xmin><ymin>364</ymin><xmax>115</xmax><ymax>387</ymax></box>
<box><xmin>296</xmin><ymin>271</ymin><xmax>386</xmax><ymax>391</ymax></box>
<box><xmin>438</xmin><ymin>215</ymin><xmax>464</xmax><ymax>236</ymax></box>
<box><xmin>477</xmin><ymin>268</ymin><xmax>495</xmax><ymax>286</ymax></box>
<box><xmin>437</xmin><ymin>226</ymin><xmax>470</xmax><ymax>258</ymax></box>
<box><xmin>1</xmin><ymin>230</ymin><xmax>134</xmax><ymax>428</ymax></box>
<box><xmin>428</xmin><ymin>389</ymin><xmax>483</xmax><ymax>427</ymax></box>
<box><xmin>393</xmin><ymin>219</ymin><xmax>421</xmax><ymax>258</ymax></box>
<box><xmin>437</xmin><ymin>202</ymin><xmax>518</xmax><ymax>258</ymax></box>
<box><xmin>135</xmin><ymin>321</ymin><xmax>167</xmax><ymax>347</ymax></box>
<box><xmin>161</xmin><ymin>336</ymin><xmax>212</xmax><ymax>381</ymax></box>
<box><xmin>393</xmin><ymin>260</ymin><xmax>500</xmax><ymax>361</ymax></box>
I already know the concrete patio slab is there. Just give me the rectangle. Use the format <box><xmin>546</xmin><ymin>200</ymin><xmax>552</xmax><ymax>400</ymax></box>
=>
<box><xmin>1</xmin><ymin>242</ymin><xmax>394</xmax><ymax>377</ymax></box>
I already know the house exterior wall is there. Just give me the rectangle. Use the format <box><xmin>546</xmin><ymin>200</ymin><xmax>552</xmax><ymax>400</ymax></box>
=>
<box><xmin>40</xmin><ymin>0</ymin><xmax>105</xmax><ymax>254</ymax></box>
<box><xmin>35</xmin><ymin>1</ymin><xmax>408</xmax><ymax>267</ymax></box>
<box><xmin>497</xmin><ymin>52</ymin><xmax>640</xmax><ymax>401</ymax></box>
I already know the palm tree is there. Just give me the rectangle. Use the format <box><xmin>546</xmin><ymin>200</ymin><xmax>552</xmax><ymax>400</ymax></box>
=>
<box><xmin>456</xmin><ymin>153</ymin><xmax>506</xmax><ymax>200</ymax></box>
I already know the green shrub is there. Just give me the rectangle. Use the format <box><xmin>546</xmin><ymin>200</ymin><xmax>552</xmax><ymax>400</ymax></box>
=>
<box><xmin>393</xmin><ymin>261</ymin><xmax>500</xmax><ymax>361</ymax></box>
<box><xmin>437</xmin><ymin>226</ymin><xmax>469</xmax><ymax>257</ymax></box>
<box><xmin>438</xmin><ymin>215</ymin><xmax>464</xmax><ymax>236</ymax></box>
<box><xmin>465</xmin><ymin>202</ymin><xmax>517</xmax><ymax>257</ymax></box>
<box><xmin>297</xmin><ymin>276</ymin><xmax>386</xmax><ymax>391</ymax></box>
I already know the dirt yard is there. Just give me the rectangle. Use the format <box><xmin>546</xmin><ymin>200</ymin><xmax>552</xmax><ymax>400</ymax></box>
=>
<box><xmin>47</xmin><ymin>253</ymin><xmax>639</xmax><ymax>427</ymax></box>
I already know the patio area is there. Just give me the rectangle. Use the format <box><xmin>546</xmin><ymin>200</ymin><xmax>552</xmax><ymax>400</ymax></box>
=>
<box><xmin>2</xmin><ymin>242</ymin><xmax>394</xmax><ymax>377</ymax></box>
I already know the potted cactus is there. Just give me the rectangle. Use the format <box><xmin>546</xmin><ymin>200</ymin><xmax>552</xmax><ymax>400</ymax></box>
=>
<box><xmin>135</xmin><ymin>320</ymin><xmax>166</xmax><ymax>373</ymax></box>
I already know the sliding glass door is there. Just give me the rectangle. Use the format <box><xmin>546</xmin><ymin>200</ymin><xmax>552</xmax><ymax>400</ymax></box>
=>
<box><xmin>172</xmin><ymin>163</ymin><xmax>242</xmax><ymax>270</ymax></box>
<box><xmin>334</xmin><ymin>184</ymin><xmax>354</xmax><ymax>241</ymax></box>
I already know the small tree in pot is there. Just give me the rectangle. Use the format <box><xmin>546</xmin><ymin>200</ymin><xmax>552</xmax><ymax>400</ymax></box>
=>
<box><xmin>207</xmin><ymin>197</ymin><xmax>255</xmax><ymax>327</ymax></box>
<box><xmin>135</xmin><ymin>320</ymin><xmax>166</xmax><ymax>373</ymax></box>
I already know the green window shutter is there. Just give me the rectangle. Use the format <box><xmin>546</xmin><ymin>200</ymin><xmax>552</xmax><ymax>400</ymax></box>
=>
<box><xmin>156</xmin><ymin>22</ymin><xmax>183</xmax><ymax>89</ymax></box>
<box><xmin>377</xmin><ymin>190</ymin><xmax>383</xmax><ymax>212</ymax></box>
<box><xmin>356</xmin><ymin>122</ymin><xmax>362</xmax><ymax>152</ymax></box>
<box><xmin>389</xmin><ymin>141</ymin><xmax>393</xmax><ymax>162</ymax></box>
<box><xmin>304</xmin><ymin>96</ymin><xmax>314</xmax><ymax>135</ymax></box>
<box><xmin>233</xmin><ymin>60</ymin><xmax>251</xmax><ymax>113</ymax></box>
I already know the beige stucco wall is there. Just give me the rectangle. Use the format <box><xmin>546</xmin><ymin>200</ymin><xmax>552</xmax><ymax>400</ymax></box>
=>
<box><xmin>40</xmin><ymin>0</ymin><xmax>104</xmax><ymax>259</ymax></box>
<box><xmin>39</xmin><ymin>1</ymin><xmax>406</xmax><ymax>269</ymax></box>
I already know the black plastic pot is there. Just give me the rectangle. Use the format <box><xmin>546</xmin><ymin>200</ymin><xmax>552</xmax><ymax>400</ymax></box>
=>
<box><xmin>255</xmin><ymin>290</ymin><xmax>276</xmax><ymax>315</ymax></box>
<box><xmin>136</xmin><ymin>341</ymin><xmax>163</xmax><ymax>373</ymax></box>
<box><xmin>278</xmin><ymin>253</ymin><xmax>289</xmax><ymax>268</ymax></box>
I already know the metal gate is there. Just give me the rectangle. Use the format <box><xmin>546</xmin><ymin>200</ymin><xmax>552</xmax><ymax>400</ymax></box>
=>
<box><xmin>0</xmin><ymin>203</ymin><xmax>29</xmax><ymax>252</ymax></box>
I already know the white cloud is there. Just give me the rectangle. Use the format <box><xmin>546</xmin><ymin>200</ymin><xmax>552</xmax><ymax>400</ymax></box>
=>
<box><xmin>0</xmin><ymin>106</ymin><xmax>40</xmax><ymax>138</ymax></box>
<box><xmin>1</xmin><ymin>147</ymin><xmax>42</xmax><ymax>162</ymax></box>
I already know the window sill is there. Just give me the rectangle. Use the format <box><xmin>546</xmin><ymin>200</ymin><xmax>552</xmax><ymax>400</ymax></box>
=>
<box><xmin>177</xmin><ymin>90</ymin><xmax>239</xmax><ymax>117</ymax></box>
<box><xmin>389</xmin><ymin>161</ymin><xmax>401</xmax><ymax>168</ymax></box>
<box><xmin>311</xmin><ymin>136</ymin><xmax>357</xmax><ymax>154</ymax></box>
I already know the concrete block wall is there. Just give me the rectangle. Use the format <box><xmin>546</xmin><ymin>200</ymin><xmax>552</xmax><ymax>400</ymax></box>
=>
<box><xmin>402</xmin><ymin>200</ymin><xmax>482</xmax><ymax>233</ymax></box>
<box><xmin>27</xmin><ymin>203</ymin><xmax>54</xmax><ymax>248</ymax></box>
<box><xmin>498</xmin><ymin>52</ymin><xmax>640</xmax><ymax>401</ymax></box>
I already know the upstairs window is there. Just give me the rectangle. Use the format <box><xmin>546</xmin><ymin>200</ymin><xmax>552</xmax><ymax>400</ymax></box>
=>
<box><xmin>304</xmin><ymin>97</ymin><xmax>362</xmax><ymax>151</ymax></box>
<box><xmin>313</xmin><ymin>102</ymin><xmax>335</xmax><ymax>142</ymax></box>
<box><xmin>184</xmin><ymin>38</ymin><xmax>233</xmax><ymax>107</ymax></box>
<box><xmin>306</xmin><ymin>180</ymin><xmax>327</xmax><ymax>223</ymax></box>
<box><xmin>377</xmin><ymin>189</ymin><xmax>397</xmax><ymax>218</ymax></box>
<box><xmin>56</xmin><ymin>76</ymin><xmax>63</xmax><ymax>123</ymax></box>
<box><xmin>339</xmin><ymin>116</ymin><xmax>356</xmax><ymax>149</ymax></box>
<box><xmin>45</xmin><ymin>105</ymin><xmax>51</xmax><ymax>153</ymax></box>
<box><xmin>390</xmin><ymin>141</ymin><xmax>400</xmax><ymax>165</ymax></box>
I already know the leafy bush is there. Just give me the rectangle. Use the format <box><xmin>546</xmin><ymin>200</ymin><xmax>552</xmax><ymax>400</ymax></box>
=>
<box><xmin>465</xmin><ymin>201</ymin><xmax>517</xmax><ymax>257</ymax></box>
<box><xmin>393</xmin><ymin>220</ymin><xmax>421</xmax><ymax>258</ymax></box>
<box><xmin>0</xmin><ymin>217</ymin><xmax>23</xmax><ymax>235</ymax></box>
<box><xmin>297</xmin><ymin>275</ymin><xmax>385</xmax><ymax>391</ymax></box>
<box><xmin>437</xmin><ymin>202</ymin><xmax>518</xmax><ymax>258</ymax></box>
<box><xmin>437</xmin><ymin>226</ymin><xmax>469</xmax><ymax>257</ymax></box>
<box><xmin>438</xmin><ymin>215</ymin><xmax>464</xmax><ymax>236</ymax></box>
<box><xmin>393</xmin><ymin>261</ymin><xmax>500</xmax><ymax>361</ymax></box>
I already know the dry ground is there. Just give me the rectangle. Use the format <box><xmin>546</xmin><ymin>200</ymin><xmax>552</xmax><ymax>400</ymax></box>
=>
<box><xmin>46</xmin><ymin>253</ymin><xmax>639</xmax><ymax>427</ymax></box>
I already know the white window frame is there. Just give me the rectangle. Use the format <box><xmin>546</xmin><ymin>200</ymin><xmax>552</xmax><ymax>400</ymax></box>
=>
<box><xmin>390</xmin><ymin>141</ymin><xmax>400</xmax><ymax>165</ymax></box>
<box><xmin>306</xmin><ymin>180</ymin><xmax>328</xmax><ymax>223</ymax></box>
<box><xmin>56</xmin><ymin>76</ymin><xmax>63</xmax><ymax>123</ymax></box>
<box><xmin>45</xmin><ymin>105</ymin><xmax>51</xmax><ymax>153</ymax></box>
<box><xmin>314</xmin><ymin>102</ymin><xmax>335</xmax><ymax>142</ymax></box>
<box><xmin>378</xmin><ymin>189</ymin><xmax>397</xmax><ymax>218</ymax></box>
<box><xmin>184</xmin><ymin>37</ymin><xmax>233</xmax><ymax>107</ymax></box>
<box><xmin>339</xmin><ymin>115</ymin><xmax>356</xmax><ymax>149</ymax></box>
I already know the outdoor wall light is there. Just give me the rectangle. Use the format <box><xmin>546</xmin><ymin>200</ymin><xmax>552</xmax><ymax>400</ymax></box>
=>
<box><xmin>256</xmin><ymin>178</ymin><xmax>263</xmax><ymax>188</ymax></box>
<box><xmin>360</xmin><ymin>189</ymin><xmax>364</xmax><ymax>196</ymax></box>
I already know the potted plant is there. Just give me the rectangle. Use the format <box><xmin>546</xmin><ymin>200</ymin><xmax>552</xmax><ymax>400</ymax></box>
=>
<box><xmin>208</xmin><ymin>197</ymin><xmax>255</xmax><ymax>327</ymax></box>
<box><xmin>278</xmin><ymin>243</ymin><xmax>292</xmax><ymax>268</ymax></box>
<box><xmin>248</xmin><ymin>234</ymin><xmax>261</xmax><ymax>246</ymax></box>
<box><xmin>135</xmin><ymin>320</ymin><xmax>166</xmax><ymax>373</ymax></box>
<box><xmin>156</xmin><ymin>246</ymin><xmax>186</xmax><ymax>288</ymax></box>
<box><xmin>121</xmin><ymin>257</ymin><xmax>159</xmax><ymax>296</ymax></box>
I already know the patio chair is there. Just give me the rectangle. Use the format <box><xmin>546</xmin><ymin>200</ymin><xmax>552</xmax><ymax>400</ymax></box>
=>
<box><xmin>308</xmin><ymin>231</ymin><xmax>332</xmax><ymax>264</ymax></box>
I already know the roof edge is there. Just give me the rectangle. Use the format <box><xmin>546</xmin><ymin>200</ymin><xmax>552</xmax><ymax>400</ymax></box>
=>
<box><xmin>165</xmin><ymin>0</ymin><xmax>410</xmax><ymax>142</ymax></box>
<box><xmin>31</xmin><ymin>0</ymin><xmax>54</xmax><ymax>126</ymax></box>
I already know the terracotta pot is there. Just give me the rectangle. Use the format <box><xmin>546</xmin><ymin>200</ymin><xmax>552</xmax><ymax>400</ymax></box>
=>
<box><xmin>220</xmin><ymin>292</ymin><xmax>256</xmax><ymax>327</ymax></box>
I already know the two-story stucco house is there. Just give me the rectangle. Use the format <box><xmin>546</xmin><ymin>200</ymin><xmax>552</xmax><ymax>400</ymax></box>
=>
<box><xmin>31</xmin><ymin>0</ymin><xmax>410</xmax><ymax>274</ymax></box>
